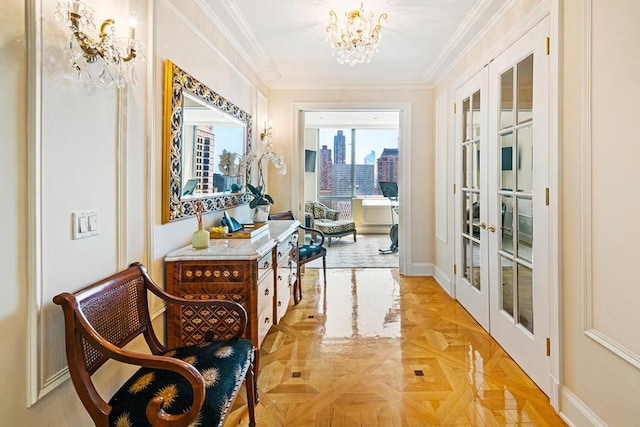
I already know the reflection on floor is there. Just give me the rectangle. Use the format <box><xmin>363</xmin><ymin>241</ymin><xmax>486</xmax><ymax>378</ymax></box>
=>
<box><xmin>227</xmin><ymin>268</ymin><xmax>565</xmax><ymax>426</ymax></box>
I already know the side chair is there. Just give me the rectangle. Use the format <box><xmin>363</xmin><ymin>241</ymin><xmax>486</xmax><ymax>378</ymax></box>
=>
<box><xmin>53</xmin><ymin>262</ymin><xmax>256</xmax><ymax>427</ymax></box>
<box><xmin>269</xmin><ymin>210</ymin><xmax>327</xmax><ymax>304</ymax></box>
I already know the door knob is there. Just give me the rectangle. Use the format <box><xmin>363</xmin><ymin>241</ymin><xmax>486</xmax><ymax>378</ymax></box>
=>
<box><xmin>480</xmin><ymin>222</ymin><xmax>487</xmax><ymax>229</ymax></box>
<box><xmin>488</xmin><ymin>225</ymin><xmax>496</xmax><ymax>232</ymax></box>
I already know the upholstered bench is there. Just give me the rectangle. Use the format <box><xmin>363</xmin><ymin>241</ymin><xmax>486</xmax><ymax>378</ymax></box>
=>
<box><xmin>305</xmin><ymin>201</ymin><xmax>357</xmax><ymax>247</ymax></box>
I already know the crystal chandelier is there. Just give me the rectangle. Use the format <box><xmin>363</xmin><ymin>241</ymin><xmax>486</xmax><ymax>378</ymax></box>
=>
<box><xmin>326</xmin><ymin>2</ymin><xmax>388</xmax><ymax>66</ymax></box>
<box><xmin>54</xmin><ymin>1</ymin><xmax>145</xmax><ymax>89</ymax></box>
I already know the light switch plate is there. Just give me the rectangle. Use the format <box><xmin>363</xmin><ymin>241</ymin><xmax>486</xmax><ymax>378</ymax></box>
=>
<box><xmin>73</xmin><ymin>210</ymin><xmax>99</xmax><ymax>239</ymax></box>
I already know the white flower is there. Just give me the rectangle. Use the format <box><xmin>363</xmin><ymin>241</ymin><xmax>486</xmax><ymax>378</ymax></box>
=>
<box><xmin>218</xmin><ymin>149</ymin><xmax>241</xmax><ymax>177</ymax></box>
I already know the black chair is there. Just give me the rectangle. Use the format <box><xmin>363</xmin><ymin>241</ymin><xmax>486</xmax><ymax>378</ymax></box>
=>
<box><xmin>269</xmin><ymin>211</ymin><xmax>327</xmax><ymax>304</ymax></box>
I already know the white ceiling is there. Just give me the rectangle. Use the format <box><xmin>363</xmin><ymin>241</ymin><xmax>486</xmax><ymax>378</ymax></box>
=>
<box><xmin>199</xmin><ymin>0</ymin><xmax>508</xmax><ymax>89</ymax></box>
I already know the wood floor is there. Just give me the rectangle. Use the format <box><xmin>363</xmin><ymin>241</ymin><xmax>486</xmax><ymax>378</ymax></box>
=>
<box><xmin>226</xmin><ymin>268</ymin><xmax>566</xmax><ymax>426</ymax></box>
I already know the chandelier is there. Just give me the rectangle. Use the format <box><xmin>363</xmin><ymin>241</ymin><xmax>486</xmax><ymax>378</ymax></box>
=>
<box><xmin>326</xmin><ymin>2</ymin><xmax>388</xmax><ymax>66</ymax></box>
<box><xmin>54</xmin><ymin>1</ymin><xmax>145</xmax><ymax>89</ymax></box>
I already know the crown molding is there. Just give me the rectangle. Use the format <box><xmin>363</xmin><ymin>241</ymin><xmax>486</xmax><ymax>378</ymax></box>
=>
<box><xmin>194</xmin><ymin>0</ymin><xmax>281</xmax><ymax>85</ymax></box>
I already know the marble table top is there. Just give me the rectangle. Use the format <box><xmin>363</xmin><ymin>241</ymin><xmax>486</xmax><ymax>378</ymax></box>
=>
<box><xmin>165</xmin><ymin>220</ymin><xmax>299</xmax><ymax>261</ymax></box>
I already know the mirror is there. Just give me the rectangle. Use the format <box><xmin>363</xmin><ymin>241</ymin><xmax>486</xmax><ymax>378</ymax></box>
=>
<box><xmin>162</xmin><ymin>60</ymin><xmax>252</xmax><ymax>223</ymax></box>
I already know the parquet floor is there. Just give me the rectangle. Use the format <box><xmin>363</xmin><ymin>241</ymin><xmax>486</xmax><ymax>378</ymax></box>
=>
<box><xmin>226</xmin><ymin>269</ymin><xmax>566</xmax><ymax>426</ymax></box>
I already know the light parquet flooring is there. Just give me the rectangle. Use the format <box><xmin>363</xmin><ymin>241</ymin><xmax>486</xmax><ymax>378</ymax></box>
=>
<box><xmin>226</xmin><ymin>269</ymin><xmax>566</xmax><ymax>427</ymax></box>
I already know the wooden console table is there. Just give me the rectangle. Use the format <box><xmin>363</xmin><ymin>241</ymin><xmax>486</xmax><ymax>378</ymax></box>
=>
<box><xmin>164</xmin><ymin>220</ymin><xmax>299</xmax><ymax>373</ymax></box>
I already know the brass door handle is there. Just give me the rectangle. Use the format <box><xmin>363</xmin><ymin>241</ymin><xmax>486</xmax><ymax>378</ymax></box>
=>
<box><xmin>480</xmin><ymin>222</ymin><xmax>487</xmax><ymax>229</ymax></box>
<box><xmin>488</xmin><ymin>225</ymin><xmax>496</xmax><ymax>232</ymax></box>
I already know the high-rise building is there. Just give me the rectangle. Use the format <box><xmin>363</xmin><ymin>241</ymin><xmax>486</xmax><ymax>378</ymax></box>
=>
<box><xmin>329</xmin><ymin>164</ymin><xmax>375</xmax><ymax>197</ymax></box>
<box><xmin>319</xmin><ymin>144</ymin><xmax>332</xmax><ymax>191</ymax></box>
<box><xmin>364</xmin><ymin>150</ymin><xmax>376</xmax><ymax>165</ymax></box>
<box><xmin>377</xmin><ymin>148</ymin><xmax>399</xmax><ymax>188</ymax></box>
<box><xmin>333</xmin><ymin>130</ymin><xmax>346</xmax><ymax>164</ymax></box>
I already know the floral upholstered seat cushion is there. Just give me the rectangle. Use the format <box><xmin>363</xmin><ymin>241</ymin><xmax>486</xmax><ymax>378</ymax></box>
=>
<box><xmin>313</xmin><ymin>219</ymin><xmax>356</xmax><ymax>236</ymax></box>
<box><xmin>108</xmin><ymin>338</ymin><xmax>254</xmax><ymax>427</ymax></box>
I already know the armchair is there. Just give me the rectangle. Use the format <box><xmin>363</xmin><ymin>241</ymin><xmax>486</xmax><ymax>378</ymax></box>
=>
<box><xmin>304</xmin><ymin>201</ymin><xmax>357</xmax><ymax>247</ymax></box>
<box><xmin>53</xmin><ymin>262</ymin><xmax>256</xmax><ymax>427</ymax></box>
<box><xmin>269</xmin><ymin>211</ymin><xmax>327</xmax><ymax>304</ymax></box>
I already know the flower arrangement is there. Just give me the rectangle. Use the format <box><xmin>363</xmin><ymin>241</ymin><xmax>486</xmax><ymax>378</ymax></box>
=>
<box><xmin>242</xmin><ymin>123</ymin><xmax>286</xmax><ymax>206</ymax></box>
<box><xmin>218</xmin><ymin>149</ymin><xmax>241</xmax><ymax>177</ymax></box>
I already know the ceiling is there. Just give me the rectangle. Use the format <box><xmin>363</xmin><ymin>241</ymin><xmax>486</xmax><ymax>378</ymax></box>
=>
<box><xmin>199</xmin><ymin>0</ymin><xmax>507</xmax><ymax>90</ymax></box>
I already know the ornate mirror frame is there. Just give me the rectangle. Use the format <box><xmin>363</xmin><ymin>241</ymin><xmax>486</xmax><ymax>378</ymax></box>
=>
<box><xmin>162</xmin><ymin>59</ymin><xmax>252</xmax><ymax>223</ymax></box>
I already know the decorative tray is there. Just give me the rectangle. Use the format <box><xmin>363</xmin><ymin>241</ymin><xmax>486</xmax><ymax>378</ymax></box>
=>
<box><xmin>210</xmin><ymin>222</ymin><xmax>269</xmax><ymax>239</ymax></box>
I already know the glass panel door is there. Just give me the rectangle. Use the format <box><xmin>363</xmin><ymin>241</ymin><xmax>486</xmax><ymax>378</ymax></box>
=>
<box><xmin>488</xmin><ymin>17</ymin><xmax>550</xmax><ymax>395</ymax></box>
<box><xmin>455</xmin><ymin>68</ymin><xmax>489</xmax><ymax>330</ymax></box>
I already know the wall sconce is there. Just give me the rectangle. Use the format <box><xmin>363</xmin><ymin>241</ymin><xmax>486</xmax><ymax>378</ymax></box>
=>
<box><xmin>54</xmin><ymin>1</ymin><xmax>145</xmax><ymax>89</ymax></box>
<box><xmin>260</xmin><ymin>122</ymin><xmax>273</xmax><ymax>142</ymax></box>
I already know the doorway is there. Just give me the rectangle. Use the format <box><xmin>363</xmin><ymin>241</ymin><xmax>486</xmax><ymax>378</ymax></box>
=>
<box><xmin>293</xmin><ymin>103</ymin><xmax>412</xmax><ymax>275</ymax></box>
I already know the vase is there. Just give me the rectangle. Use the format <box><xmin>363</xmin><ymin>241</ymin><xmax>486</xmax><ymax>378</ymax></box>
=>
<box><xmin>253</xmin><ymin>205</ymin><xmax>270</xmax><ymax>223</ymax></box>
<box><xmin>192</xmin><ymin>222</ymin><xmax>210</xmax><ymax>249</ymax></box>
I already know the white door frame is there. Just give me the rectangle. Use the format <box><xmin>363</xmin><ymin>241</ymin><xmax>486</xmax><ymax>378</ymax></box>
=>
<box><xmin>293</xmin><ymin>102</ymin><xmax>412</xmax><ymax>275</ymax></box>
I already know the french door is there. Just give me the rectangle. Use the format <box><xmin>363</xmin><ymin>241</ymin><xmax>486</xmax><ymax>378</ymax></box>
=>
<box><xmin>455</xmin><ymin>17</ymin><xmax>550</xmax><ymax>395</ymax></box>
<box><xmin>454</xmin><ymin>68</ymin><xmax>490</xmax><ymax>330</ymax></box>
<box><xmin>488</xmin><ymin>18</ymin><xmax>550</xmax><ymax>394</ymax></box>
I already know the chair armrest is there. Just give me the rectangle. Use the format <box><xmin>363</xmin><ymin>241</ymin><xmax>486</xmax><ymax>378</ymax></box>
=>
<box><xmin>299</xmin><ymin>225</ymin><xmax>326</xmax><ymax>247</ymax></box>
<box><xmin>147</xmin><ymin>283</ymin><xmax>248</xmax><ymax>341</ymax></box>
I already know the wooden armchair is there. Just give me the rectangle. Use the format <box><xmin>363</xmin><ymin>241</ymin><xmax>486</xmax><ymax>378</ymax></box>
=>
<box><xmin>53</xmin><ymin>262</ymin><xmax>256</xmax><ymax>427</ymax></box>
<box><xmin>269</xmin><ymin>211</ymin><xmax>327</xmax><ymax>304</ymax></box>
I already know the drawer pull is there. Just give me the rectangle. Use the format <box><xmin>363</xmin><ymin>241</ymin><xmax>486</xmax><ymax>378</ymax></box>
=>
<box><xmin>264</xmin><ymin>317</ymin><xmax>270</xmax><ymax>324</ymax></box>
<box><xmin>277</xmin><ymin>275</ymin><xmax>283</xmax><ymax>281</ymax></box>
<box><xmin>278</xmin><ymin>301</ymin><xmax>282</xmax><ymax>307</ymax></box>
<box><xmin>264</xmin><ymin>288</ymin><xmax>270</xmax><ymax>296</ymax></box>
<box><xmin>263</xmin><ymin>261</ymin><xmax>270</xmax><ymax>268</ymax></box>
<box><xmin>278</xmin><ymin>251</ymin><xmax>283</xmax><ymax>258</ymax></box>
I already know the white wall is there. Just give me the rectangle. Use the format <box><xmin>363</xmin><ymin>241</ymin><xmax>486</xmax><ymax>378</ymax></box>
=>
<box><xmin>2</xmin><ymin>0</ymin><xmax>151</xmax><ymax>422</ymax></box>
<box><xmin>0</xmin><ymin>0</ymin><xmax>269</xmax><ymax>424</ymax></box>
<box><xmin>1</xmin><ymin>0</ymin><xmax>31</xmax><ymax>423</ymax></box>
<box><xmin>559</xmin><ymin>1</ymin><xmax>640</xmax><ymax>425</ymax></box>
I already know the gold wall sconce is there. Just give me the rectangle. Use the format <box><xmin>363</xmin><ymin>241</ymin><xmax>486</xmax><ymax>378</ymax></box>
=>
<box><xmin>54</xmin><ymin>1</ymin><xmax>145</xmax><ymax>89</ymax></box>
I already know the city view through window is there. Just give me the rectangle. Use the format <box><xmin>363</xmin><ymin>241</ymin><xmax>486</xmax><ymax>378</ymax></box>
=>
<box><xmin>314</xmin><ymin>128</ymin><xmax>399</xmax><ymax>218</ymax></box>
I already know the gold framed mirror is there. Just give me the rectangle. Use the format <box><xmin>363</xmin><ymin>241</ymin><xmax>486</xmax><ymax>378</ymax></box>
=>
<box><xmin>162</xmin><ymin>60</ymin><xmax>252</xmax><ymax>223</ymax></box>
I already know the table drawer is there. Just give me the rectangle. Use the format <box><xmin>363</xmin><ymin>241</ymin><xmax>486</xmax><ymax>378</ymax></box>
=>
<box><xmin>257</xmin><ymin>272</ymin><xmax>274</xmax><ymax>315</ymax></box>
<box><xmin>257</xmin><ymin>304</ymin><xmax>273</xmax><ymax>345</ymax></box>
<box><xmin>257</xmin><ymin>251</ymin><xmax>273</xmax><ymax>281</ymax></box>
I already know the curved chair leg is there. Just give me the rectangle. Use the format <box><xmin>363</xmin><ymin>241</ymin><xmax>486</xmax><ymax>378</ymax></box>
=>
<box><xmin>294</xmin><ymin>267</ymin><xmax>301</xmax><ymax>304</ymax></box>
<box><xmin>298</xmin><ymin>267</ymin><xmax>303</xmax><ymax>302</ymax></box>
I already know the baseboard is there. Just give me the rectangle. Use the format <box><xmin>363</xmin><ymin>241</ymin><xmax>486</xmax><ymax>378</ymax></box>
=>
<box><xmin>560</xmin><ymin>387</ymin><xmax>607</xmax><ymax>427</ymax></box>
<box><xmin>407</xmin><ymin>262</ymin><xmax>433</xmax><ymax>276</ymax></box>
<box><xmin>433</xmin><ymin>265</ymin><xmax>453</xmax><ymax>296</ymax></box>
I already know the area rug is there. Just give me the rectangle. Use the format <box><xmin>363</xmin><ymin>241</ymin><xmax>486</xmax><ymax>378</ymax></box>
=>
<box><xmin>306</xmin><ymin>234</ymin><xmax>399</xmax><ymax>269</ymax></box>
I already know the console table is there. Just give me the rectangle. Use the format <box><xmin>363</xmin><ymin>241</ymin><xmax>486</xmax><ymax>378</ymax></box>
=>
<box><xmin>164</xmin><ymin>220</ymin><xmax>299</xmax><ymax>373</ymax></box>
